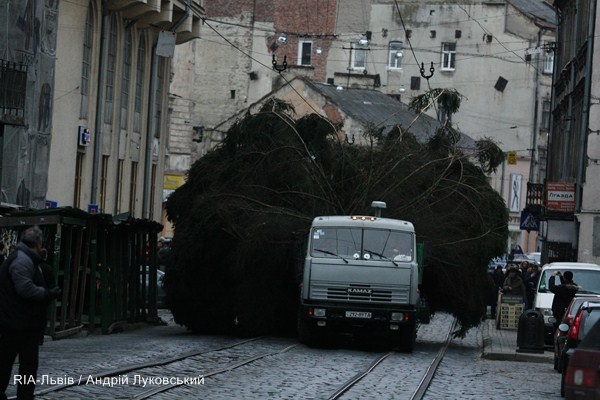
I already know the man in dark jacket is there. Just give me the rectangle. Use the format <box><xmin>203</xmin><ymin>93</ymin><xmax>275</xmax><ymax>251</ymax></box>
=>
<box><xmin>0</xmin><ymin>226</ymin><xmax>61</xmax><ymax>400</ymax></box>
<box><xmin>549</xmin><ymin>270</ymin><xmax>579</xmax><ymax>328</ymax></box>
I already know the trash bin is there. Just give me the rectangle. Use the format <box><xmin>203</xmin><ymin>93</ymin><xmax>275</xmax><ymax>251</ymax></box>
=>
<box><xmin>516</xmin><ymin>309</ymin><xmax>545</xmax><ymax>353</ymax></box>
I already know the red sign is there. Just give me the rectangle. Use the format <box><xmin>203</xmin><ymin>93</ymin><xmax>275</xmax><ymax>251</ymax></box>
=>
<box><xmin>546</xmin><ymin>182</ymin><xmax>575</xmax><ymax>212</ymax></box>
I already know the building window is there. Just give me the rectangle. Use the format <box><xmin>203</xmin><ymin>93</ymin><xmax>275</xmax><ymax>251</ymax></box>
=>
<box><xmin>388</xmin><ymin>41</ymin><xmax>403</xmax><ymax>69</ymax></box>
<box><xmin>80</xmin><ymin>5</ymin><xmax>93</xmax><ymax>119</ymax></box>
<box><xmin>542</xmin><ymin>100</ymin><xmax>551</xmax><ymax>130</ymax></box>
<box><xmin>134</xmin><ymin>36</ymin><xmax>146</xmax><ymax>134</ymax></box>
<box><xmin>351</xmin><ymin>43</ymin><xmax>367</xmax><ymax>70</ymax></box>
<box><xmin>149</xmin><ymin>164</ymin><xmax>157</xmax><ymax>220</ymax></box>
<box><xmin>115</xmin><ymin>159</ymin><xmax>124</xmax><ymax>215</ymax></box>
<box><xmin>544</xmin><ymin>51</ymin><xmax>554</xmax><ymax>74</ymax></box>
<box><xmin>494</xmin><ymin>76</ymin><xmax>508</xmax><ymax>92</ymax></box>
<box><xmin>74</xmin><ymin>152</ymin><xmax>84</xmax><ymax>208</ymax></box>
<box><xmin>154</xmin><ymin>57</ymin><xmax>165</xmax><ymax>139</ymax></box>
<box><xmin>129</xmin><ymin>161</ymin><xmax>138</xmax><ymax>215</ymax></box>
<box><xmin>441</xmin><ymin>42</ymin><xmax>456</xmax><ymax>71</ymax></box>
<box><xmin>104</xmin><ymin>16</ymin><xmax>117</xmax><ymax>125</ymax></box>
<box><xmin>99</xmin><ymin>155</ymin><xmax>109</xmax><ymax>212</ymax></box>
<box><xmin>120</xmin><ymin>29</ymin><xmax>132</xmax><ymax>130</ymax></box>
<box><xmin>410</xmin><ymin>76</ymin><xmax>421</xmax><ymax>90</ymax></box>
<box><xmin>298</xmin><ymin>40</ymin><xmax>312</xmax><ymax>66</ymax></box>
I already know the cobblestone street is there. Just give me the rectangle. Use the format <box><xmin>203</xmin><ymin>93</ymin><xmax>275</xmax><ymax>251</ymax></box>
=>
<box><xmin>3</xmin><ymin>311</ymin><xmax>563</xmax><ymax>399</ymax></box>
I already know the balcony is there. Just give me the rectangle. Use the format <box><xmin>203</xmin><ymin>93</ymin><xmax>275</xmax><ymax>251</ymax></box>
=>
<box><xmin>108</xmin><ymin>0</ymin><xmax>204</xmax><ymax>43</ymax></box>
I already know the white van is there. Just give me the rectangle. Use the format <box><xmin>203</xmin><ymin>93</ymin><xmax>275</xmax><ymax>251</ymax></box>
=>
<box><xmin>534</xmin><ymin>262</ymin><xmax>600</xmax><ymax>344</ymax></box>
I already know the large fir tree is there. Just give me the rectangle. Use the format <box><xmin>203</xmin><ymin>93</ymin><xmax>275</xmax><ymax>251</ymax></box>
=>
<box><xmin>165</xmin><ymin>95</ymin><xmax>508</xmax><ymax>337</ymax></box>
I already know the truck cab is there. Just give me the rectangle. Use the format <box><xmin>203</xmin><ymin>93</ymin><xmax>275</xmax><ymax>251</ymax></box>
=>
<box><xmin>297</xmin><ymin>209</ymin><xmax>419</xmax><ymax>351</ymax></box>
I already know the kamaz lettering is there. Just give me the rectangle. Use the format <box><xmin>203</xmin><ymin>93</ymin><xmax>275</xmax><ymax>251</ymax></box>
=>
<box><xmin>348</xmin><ymin>288</ymin><xmax>372</xmax><ymax>295</ymax></box>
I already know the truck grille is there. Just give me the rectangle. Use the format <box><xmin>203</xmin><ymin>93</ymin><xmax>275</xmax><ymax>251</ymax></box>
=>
<box><xmin>311</xmin><ymin>283</ymin><xmax>409</xmax><ymax>303</ymax></box>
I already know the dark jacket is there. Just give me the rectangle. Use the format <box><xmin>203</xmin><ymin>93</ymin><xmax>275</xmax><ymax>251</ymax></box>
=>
<box><xmin>549</xmin><ymin>276</ymin><xmax>579</xmax><ymax>321</ymax></box>
<box><xmin>502</xmin><ymin>274</ymin><xmax>526</xmax><ymax>299</ymax></box>
<box><xmin>0</xmin><ymin>243</ymin><xmax>49</xmax><ymax>332</ymax></box>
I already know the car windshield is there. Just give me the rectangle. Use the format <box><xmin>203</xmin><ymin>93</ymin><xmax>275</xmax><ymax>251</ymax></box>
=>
<box><xmin>537</xmin><ymin>269</ymin><xmax>600</xmax><ymax>294</ymax></box>
<box><xmin>310</xmin><ymin>227</ymin><xmax>413</xmax><ymax>262</ymax></box>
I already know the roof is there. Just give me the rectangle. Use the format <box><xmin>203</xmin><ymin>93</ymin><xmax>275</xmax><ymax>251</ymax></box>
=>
<box><xmin>311</xmin><ymin>215</ymin><xmax>415</xmax><ymax>232</ymax></box>
<box><xmin>542</xmin><ymin>262</ymin><xmax>600</xmax><ymax>270</ymax></box>
<box><xmin>306</xmin><ymin>81</ymin><xmax>476</xmax><ymax>149</ymax></box>
<box><xmin>508</xmin><ymin>0</ymin><xmax>556</xmax><ymax>29</ymax></box>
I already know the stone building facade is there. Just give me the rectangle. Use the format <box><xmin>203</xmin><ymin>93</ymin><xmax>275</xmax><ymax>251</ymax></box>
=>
<box><xmin>542</xmin><ymin>0</ymin><xmax>600</xmax><ymax>264</ymax></box>
<box><xmin>46</xmin><ymin>0</ymin><xmax>203</xmax><ymax>221</ymax></box>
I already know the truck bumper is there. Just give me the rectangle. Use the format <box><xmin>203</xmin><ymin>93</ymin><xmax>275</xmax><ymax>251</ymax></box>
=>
<box><xmin>299</xmin><ymin>301</ymin><xmax>416</xmax><ymax>336</ymax></box>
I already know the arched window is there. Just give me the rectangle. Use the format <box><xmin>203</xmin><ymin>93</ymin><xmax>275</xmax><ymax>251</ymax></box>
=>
<box><xmin>80</xmin><ymin>4</ymin><xmax>93</xmax><ymax>119</ymax></box>
<box><xmin>134</xmin><ymin>35</ymin><xmax>146</xmax><ymax>133</ymax></box>
<box><xmin>154</xmin><ymin>57</ymin><xmax>165</xmax><ymax>140</ymax></box>
<box><xmin>120</xmin><ymin>28</ymin><xmax>132</xmax><ymax>129</ymax></box>
<box><xmin>104</xmin><ymin>15</ymin><xmax>118</xmax><ymax>124</ymax></box>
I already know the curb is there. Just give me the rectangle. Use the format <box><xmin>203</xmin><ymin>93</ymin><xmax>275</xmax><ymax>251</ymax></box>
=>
<box><xmin>482</xmin><ymin>351</ymin><xmax>553</xmax><ymax>364</ymax></box>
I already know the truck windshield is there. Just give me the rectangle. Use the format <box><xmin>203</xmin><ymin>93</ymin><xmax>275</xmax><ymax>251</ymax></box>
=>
<box><xmin>538</xmin><ymin>269</ymin><xmax>600</xmax><ymax>294</ymax></box>
<box><xmin>310</xmin><ymin>227</ymin><xmax>413</xmax><ymax>262</ymax></box>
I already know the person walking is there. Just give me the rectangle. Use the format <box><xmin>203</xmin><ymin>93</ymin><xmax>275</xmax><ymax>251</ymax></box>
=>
<box><xmin>549</xmin><ymin>270</ymin><xmax>579</xmax><ymax>329</ymax></box>
<box><xmin>524</xmin><ymin>265</ymin><xmax>540</xmax><ymax>310</ymax></box>
<box><xmin>502</xmin><ymin>266</ymin><xmax>526</xmax><ymax>302</ymax></box>
<box><xmin>0</xmin><ymin>226</ymin><xmax>61</xmax><ymax>400</ymax></box>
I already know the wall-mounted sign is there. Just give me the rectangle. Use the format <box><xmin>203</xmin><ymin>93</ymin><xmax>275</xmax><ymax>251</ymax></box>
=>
<box><xmin>507</xmin><ymin>151</ymin><xmax>517</xmax><ymax>165</ymax></box>
<box><xmin>546</xmin><ymin>182</ymin><xmax>575</xmax><ymax>212</ymax></box>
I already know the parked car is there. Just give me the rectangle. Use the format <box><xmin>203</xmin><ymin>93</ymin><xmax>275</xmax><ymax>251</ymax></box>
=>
<box><xmin>554</xmin><ymin>295</ymin><xmax>600</xmax><ymax>370</ymax></box>
<box><xmin>563</xmin><ymin>318</ymin><xmax>600</xmax><ymax>399</ymax></box>
<box><xmin>558</xmin><ymin>301</ymin><xmax>600</xmax><ymax>396</ymax></box>
<box><xmin>527</xmin><ymin>252</ymin><xmax>541</xmax><ymax>264</ymax></box>
<box><xmin>534</xmin><ymin>262</ymin><xmax>600</xmax><ymax>345</ymax></box>
<box><xmin>488</xmin><ymin>257</ymin><xmax>507</xmax><ymax>271</ymax></box>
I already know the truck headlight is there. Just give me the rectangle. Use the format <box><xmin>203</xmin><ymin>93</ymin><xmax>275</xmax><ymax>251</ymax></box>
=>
<box><xmin>391</xmin><ymin>312</ymin><xmax>404</xmax><ymax>321</ymax></box>
<box><xmin>314</xmin><ymin>308</ymin><xmax>326</xmax><ymax>317</ymax></box>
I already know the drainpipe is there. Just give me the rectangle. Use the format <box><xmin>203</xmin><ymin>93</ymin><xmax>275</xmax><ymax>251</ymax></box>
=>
<box><xmin>91</xmin><ymin>1</ymin><xmax>110</xmax><ymax>206</ymax></box>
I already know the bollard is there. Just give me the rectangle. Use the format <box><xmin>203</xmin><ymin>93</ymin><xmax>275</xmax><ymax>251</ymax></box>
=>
<box><xmin>516</xmin><ymin>309</ymin><xmax>545</xmax><ymax>353</ymax></box>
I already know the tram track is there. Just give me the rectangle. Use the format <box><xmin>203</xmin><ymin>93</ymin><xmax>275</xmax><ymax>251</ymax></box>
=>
<box><xmin>28</xmin><ymin>336</ymin><xmax>267</xmax><ymax>399</ymax></box>
<box><xmin>327</xmin><ymin>317</ymin><xmax>457</xmax><ymax>400</ymax></box>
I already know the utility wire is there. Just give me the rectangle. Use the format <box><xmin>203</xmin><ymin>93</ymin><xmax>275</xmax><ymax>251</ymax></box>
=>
<box><xmin>202</xmin><ymin>17</ymin><xmax>333</xmax><ymax>132</ymax></box>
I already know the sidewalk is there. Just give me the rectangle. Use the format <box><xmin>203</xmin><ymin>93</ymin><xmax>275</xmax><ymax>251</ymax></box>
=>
<box><xmin>481</xmin><ymin>318</ymin><xmax>554</xmax><ymax>363</ymax></box>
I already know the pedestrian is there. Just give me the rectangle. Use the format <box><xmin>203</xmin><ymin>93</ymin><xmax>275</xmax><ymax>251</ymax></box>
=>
<box><xmin>524</xmin><ymin>265</ymin><xmax>540</xmax><ymax>310</ymax></box>
<box><xmin>493</xmin><ymin>265</ymin><xmax>504</xmax><ymax>289</ymax></box>
<box><xmin>502</xmin><ymin>266</ymin><xmax>526</xmax><ymax>303</ymax></box>
<box><xmin>485</xmin><ymin>271</ymin><xmax>499</xmax><ymax>319</ymax></box>
<box><xmin>508</xmin><ymin>244</ymin><xmax>524</xmax><ymax>260</ymax></box>
<box><xmin>520</xmin><ymin>260</ymin><xmax>530</xmax><ymax>280</ymax></box>
<box><xmin>549</xmin><ymin>270</ymin><xmax>579</xmax><ymax>329</ymax></box>
<box><xmin>0</xmin><ymin>226</ymin><xmax>61</xmax><ymax>400</ymax></box>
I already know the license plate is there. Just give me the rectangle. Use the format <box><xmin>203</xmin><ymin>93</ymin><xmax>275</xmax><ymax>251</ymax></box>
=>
<box><xmin>345</xmin><ymin>311</ymin><xmax>372</xmax><ymax>319</ymax></box>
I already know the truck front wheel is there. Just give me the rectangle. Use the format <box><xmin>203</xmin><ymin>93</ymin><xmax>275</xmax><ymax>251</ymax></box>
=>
<box><xmin>298</xmin><ymin>315</ymin><xmax>318</xmax><ymax>346</ymax></box>
<box><xmin>395</xmin><ymin>324</ymin><xmax>416</xmax><ymax>352</ymax></box>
